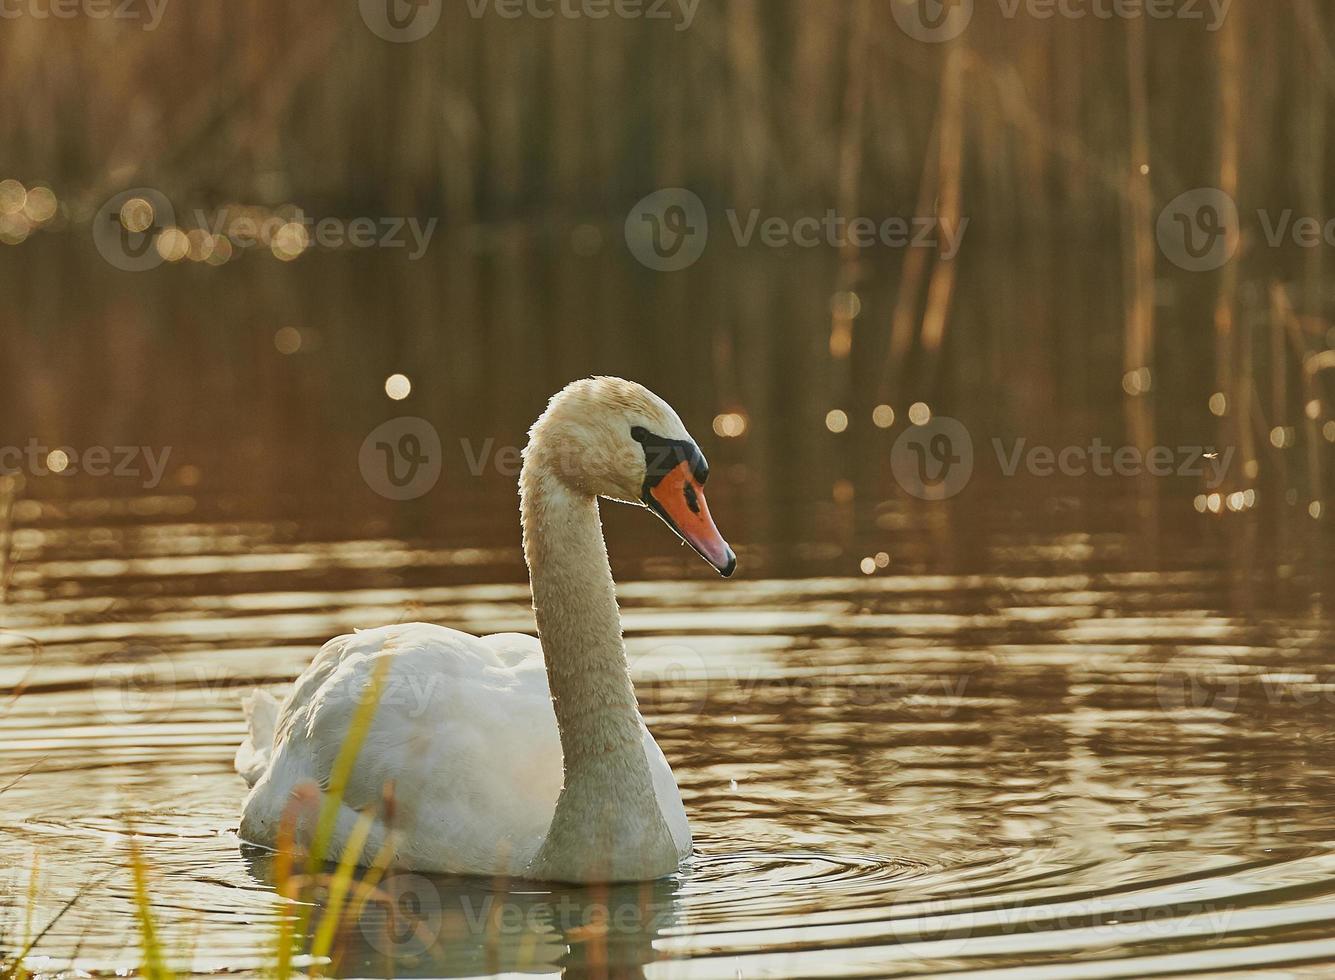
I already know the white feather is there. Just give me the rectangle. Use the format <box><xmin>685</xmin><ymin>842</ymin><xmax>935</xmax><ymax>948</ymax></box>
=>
<box><xmin>236</xmin><ymin>623</ymin><xmax>690</xmax><ymax>876</ymax></box>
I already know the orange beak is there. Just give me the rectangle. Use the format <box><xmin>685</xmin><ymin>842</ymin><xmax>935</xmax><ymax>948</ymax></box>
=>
<box><xmin>644</xmin><ymin>460</ymin><xmax>736</xmax><ymax>577</ymax></box>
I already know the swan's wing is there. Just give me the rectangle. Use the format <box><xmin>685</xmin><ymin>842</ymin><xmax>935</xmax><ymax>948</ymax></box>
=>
<box><xmin>235</xmin><ymin>689</ymin><xmax>280</xmax><ymax>787</ymax></box>
<box><xmin>477</xmin><ymin>631</ymin><xmax>545</xmax><ymax>669</ymax></box>
<box><xmin>243</xmin><ymin>623</ymin><xmax>689</xmax><ymax>873</ymax></box>
<box><xmin>305</xmin><ymin>624</ymin><xmax>556</xmax><ymax>801</ymax></box>
<box><xmin>245</xmin><ymin>623</ymin><xmax>562</xmax><ymax>873</ymax></box>
<box><xmin>642</xmin><ymin>726</ymin><xmax>692</xmax><ymax>858</ymax></box>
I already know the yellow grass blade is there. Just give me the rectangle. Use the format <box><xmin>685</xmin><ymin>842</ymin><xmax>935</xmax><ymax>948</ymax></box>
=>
<box><xmin>309</xmin><ymin>809</ymin><xmax>375</xmax><ymax>969</ymax></box>
<box><xmin>128</xmin><ymin>837</ymin><xmax>174</xmax><ymax>980</ymax></box>
<box><xmin>306</xmin><ymin>654</ymin><xmax>391</xmax><ymax>873</ymax></box>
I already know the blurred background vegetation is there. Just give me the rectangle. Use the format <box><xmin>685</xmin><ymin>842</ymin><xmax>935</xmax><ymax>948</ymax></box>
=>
<box><xmin>0</xmin><ymin>0</ymin><xmax>1331</xmax><ymax>579</ymax></box>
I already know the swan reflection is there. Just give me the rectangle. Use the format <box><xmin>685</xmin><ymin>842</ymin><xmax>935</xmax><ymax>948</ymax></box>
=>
<box><xmin>243</xmin><ymin>849</ymin><xmax>683</xmax><ymax>978</ymax></box>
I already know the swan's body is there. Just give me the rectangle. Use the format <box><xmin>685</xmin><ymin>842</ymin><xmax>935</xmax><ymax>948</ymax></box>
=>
<box><xmin>237</xmin><ymin>377</ymin><xmax>735</xmax><ymax>882</ymax></box>
<box><xmin>236</xmin><ymin>624</ymin><xmax>690</xmax><ymax>876</ymax></box>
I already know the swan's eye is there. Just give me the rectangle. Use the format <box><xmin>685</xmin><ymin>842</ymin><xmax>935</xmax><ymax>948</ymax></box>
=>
<box><xmin>683</xmin><ymin>481</ymin><xmax>701</xmax><ymax>515</ymax></box>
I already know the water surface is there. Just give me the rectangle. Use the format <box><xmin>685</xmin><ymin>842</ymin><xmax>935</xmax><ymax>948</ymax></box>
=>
<box><xmin>2</xmin><ymin>243</ymin><xmax>1333</xmax><ymax>977</ymax></box>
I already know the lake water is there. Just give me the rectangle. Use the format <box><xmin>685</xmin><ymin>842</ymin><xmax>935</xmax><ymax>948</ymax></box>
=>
<box><xmin>1</xmin><ymin>236</ymin><xmax>1333</xmax><ymax>977</ymax></box>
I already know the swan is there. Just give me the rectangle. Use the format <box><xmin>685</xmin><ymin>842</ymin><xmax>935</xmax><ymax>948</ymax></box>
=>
<box><xmin>235</xmin><ymin>377</ymin><xmax>736</xmax><ymax>883</ymax></box>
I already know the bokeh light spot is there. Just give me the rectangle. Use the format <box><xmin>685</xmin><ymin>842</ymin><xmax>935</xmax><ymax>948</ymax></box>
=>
<box><xmin>712</xmin><ymin>413</ymin><xmax>747</xmax><ymax>438</ymax></box>
<box><xmin>121</xmin><ymin>197</ymin><xmax>155</xmax><ymax>233</ymax></box>
<box><xmin>22</xmin><ymin>186</ymin><xmax>57</xmax><ymax>224</ymax></box>
<box><xmin>274</xmin><ymin>327</ymin><xmax>303</xmax><ymax>355</ymax></box>
<box><xmin>156</xmin><ymin>227</ymin><xmax>189</xmax><ymax>262</ymax></box>
<box><xmin>0</xmin><ymin>179</ymin><xmax>25</xmax><ymax>215</ymax></box>
<box><xmin>271</xmin><ymin>221</ymin><xmax>310</xmax><ymax>261</ymax></box>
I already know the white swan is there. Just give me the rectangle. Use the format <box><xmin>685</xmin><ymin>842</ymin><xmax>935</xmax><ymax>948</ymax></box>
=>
<box><xmin>235</xmin><ymin>377</ymin><xmax>735</xmax><ymax>882</ymax></box>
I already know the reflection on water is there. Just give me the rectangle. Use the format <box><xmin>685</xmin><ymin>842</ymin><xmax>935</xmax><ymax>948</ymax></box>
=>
<box><xmin>1</xmin><ymin>242</ymin><xmax>1333</xmax><ymax>976</ymax></box>
<box><xmin>240</xmin><ymin>850</ymin><xmax>686</xmax><ymax>977</ymax></box>
<box><xmin>2</xmin><ymin>492</ymin><xmax>1333</xmax><ymax>976</ymax></box>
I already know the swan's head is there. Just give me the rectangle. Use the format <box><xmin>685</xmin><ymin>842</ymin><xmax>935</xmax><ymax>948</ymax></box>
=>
<box><xmin>527</xmin><ymin>377</ymin><xmax>736</xmax><ymax>577</ymax></box>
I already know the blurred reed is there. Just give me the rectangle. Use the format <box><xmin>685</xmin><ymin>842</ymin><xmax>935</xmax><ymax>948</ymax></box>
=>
<box><xmin>0</xmin><ymin>1</ymin><xmax>1318</xmax><ymax>220</ymax></box>
<box><xmin>0</xmin><ymin>0</ymin><xmax>1330</xmax><ymax>520</ymax></box>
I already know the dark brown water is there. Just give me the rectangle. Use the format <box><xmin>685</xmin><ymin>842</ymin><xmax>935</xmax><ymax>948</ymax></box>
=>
<box><xmin>2</xmin><ymin>239</ymin><xmax>1333</xmax><ymax>977</ymax></box>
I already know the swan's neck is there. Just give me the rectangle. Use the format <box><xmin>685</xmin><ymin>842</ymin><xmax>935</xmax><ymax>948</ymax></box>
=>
<box><xmin>520</xmin><ymin>459</ymin><xmax>678</xmax><ymax>881</ymax></box>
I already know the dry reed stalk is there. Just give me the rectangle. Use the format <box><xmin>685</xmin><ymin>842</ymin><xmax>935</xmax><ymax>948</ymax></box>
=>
<box><xmin>1271</xmin><ymin>283</ymin><xmax>1328</xmax><ymax>511</ymax></box>
<box><xmin>828</xmin><ymin>0</ymin><xmax>872</xmax><ymax>365</ymax></box>
<box><xmin>1294</xmin><ymin>0</ymin><xmax>1328</xmax><ymax>315</ymax></box>
<box><xmin>725</xmin><ymin>0</ymin><xmax>769</xmax><ymax>206</ymax></box>
<box><xmin>791</xmin><ymin>5</ymin><xmax>842</xmax><ymax>194</ymax></box>
<box><xmin>1122</xmin><ymin>13</ymin><xmax>1155</xmax><ymax>452</ymax></box>
<box><xmin>0</xmin><ymin>475</ymin><xmax>17</xmax><ymax>606</ymax></box>
<box><xmin>882</xmin><ymin>114</ymin><xmax>941</xmax><ymax>404</ymax></box>
<box><xmin>919</xmin><ymin>44</ymin><xmax>966</xmax><ymax>363</ymax></box>
<box><xmin>1214</xmin><ymin>8</ymin><xmax>1248</xmax><ymax>484</ymax></box>
<box><xmin>1264</xmin><ymin>287</ymin><xmax>1289</xmax><ymax>495</ymax></box>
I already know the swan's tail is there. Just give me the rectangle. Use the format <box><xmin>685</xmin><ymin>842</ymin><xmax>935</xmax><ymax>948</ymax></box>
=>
<box><xmin>235</xmin><ymin>689</ymin><xmax>280</xmax><ymax>787</ymax></box>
